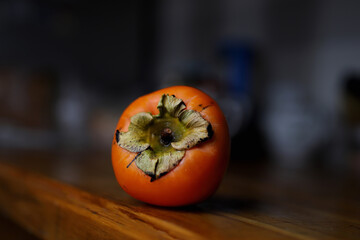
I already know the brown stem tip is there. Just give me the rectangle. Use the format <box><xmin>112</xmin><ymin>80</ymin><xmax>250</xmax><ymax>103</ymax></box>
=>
<box><xmin>160</xmin><ymin>127</ymin><xmax>173</xmax><ymax>146</ymax></box>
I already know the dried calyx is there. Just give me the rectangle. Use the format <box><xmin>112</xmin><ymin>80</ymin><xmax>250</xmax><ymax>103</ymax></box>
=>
<box><xmin>116</xmin><ymin>94</ymin><xmax>213</xmax><ymax>181</ymax></box>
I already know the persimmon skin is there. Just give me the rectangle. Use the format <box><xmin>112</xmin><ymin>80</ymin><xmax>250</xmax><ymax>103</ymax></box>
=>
<box><xmin>111</xmin><ymin>86</ymin><xmax>230</xmax><ymax>206</ymax></box>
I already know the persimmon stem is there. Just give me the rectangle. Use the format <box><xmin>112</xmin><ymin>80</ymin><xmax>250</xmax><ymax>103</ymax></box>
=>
<box><xmin>160</xmin><ymin>127</ymin><xmax>173</xmax><ymax>146</ymax></box>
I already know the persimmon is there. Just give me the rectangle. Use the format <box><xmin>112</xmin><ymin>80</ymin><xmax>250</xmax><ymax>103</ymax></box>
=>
<box><xmin>111</xmin><ymin>86</ymin><xmax>230</xmax><ymax>206</ymax></box>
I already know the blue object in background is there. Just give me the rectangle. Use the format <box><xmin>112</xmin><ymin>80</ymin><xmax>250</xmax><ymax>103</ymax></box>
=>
<box><xmin>217</xmin><ymin>41</ymin><xmax>253</xmax><ymax>138</ymax></box>
<box><xmin>221</xmin><ymin>41</ymin><xmax>252</xmax><ymax>98</ymax></box>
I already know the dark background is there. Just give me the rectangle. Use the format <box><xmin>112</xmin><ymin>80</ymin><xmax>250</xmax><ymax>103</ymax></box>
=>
<box><xmin>1</xmin><ymin>0</ymin><xmax>360</xmax><ymax>171</ymax></box>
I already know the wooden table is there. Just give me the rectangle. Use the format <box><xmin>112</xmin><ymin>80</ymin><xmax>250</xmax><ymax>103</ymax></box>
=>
<box><xmin>0</xmin><ymin>150</ymin><xmax>359</xmax><ymax>240</ymax></box>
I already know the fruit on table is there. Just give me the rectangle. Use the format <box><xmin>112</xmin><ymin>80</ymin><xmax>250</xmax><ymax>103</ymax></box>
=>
<box><xmin>112</xmin><ymin>86</ymin><xmax>230</xmax><ymax>206</ymax></box>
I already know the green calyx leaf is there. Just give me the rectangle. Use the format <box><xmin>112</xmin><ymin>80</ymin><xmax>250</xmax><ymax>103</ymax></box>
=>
<box><xmin>135</xmin><ymin>149</ymin><xmax>185</xmax><ymax>180</ymax></box>
<box><xmin>116</xmin><ymin>94</ymin><xmax>213</xmax><ymax>181</ymax></box>
<box><xmin>171</xmin><ymin>110</ymin><xmax>212</xmax><ymax>150</ymax></box>
<box><xmin>117</xmin><ymin>112</ymin><xmax>153</xmax><ymax>152</ymax></box>
<box><xmin>156</xmin><ymin>94</ymin><xmax>186</xmax><ymax>118</ymax></box>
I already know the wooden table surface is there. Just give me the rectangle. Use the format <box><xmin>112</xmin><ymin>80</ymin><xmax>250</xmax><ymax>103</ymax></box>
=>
<box><xmin>0</xmin><ymin>150</ymin><xmax>359</xmax><ymax>240</ymax></box>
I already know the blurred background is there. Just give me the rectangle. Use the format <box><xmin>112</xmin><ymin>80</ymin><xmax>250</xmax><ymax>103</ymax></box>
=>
<box><xmin>1</xmin><ymin>0</ymin><xmax>360</xmax><ymax>172</ymax></box>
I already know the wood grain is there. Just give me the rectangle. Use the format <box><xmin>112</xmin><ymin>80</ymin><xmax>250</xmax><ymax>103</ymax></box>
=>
<box><xmin>0</xmin><ymin>151</ymin><xmax>359</xmax><ymax>240</ymax></box>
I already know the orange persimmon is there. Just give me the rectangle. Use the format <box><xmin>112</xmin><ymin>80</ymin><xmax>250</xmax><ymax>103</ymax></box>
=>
<box><xmin>111</xmin><ymin>86</ymin><xmax>230</xmax><ymax>206</ymax></box>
